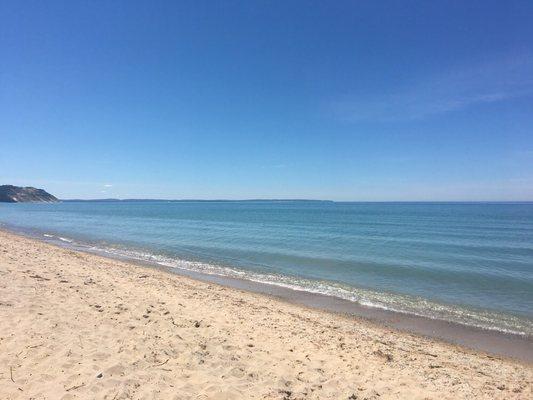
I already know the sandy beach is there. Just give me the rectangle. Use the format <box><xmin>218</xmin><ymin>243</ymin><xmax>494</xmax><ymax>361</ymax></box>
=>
<box><xmin>0</xmin><ymin>229</ymin><xmax>531</xmax><ymax>399</ymax></box>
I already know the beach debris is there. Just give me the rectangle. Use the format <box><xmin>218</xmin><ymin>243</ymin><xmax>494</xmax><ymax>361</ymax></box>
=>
<box><xmin>96</xmin><ymin>373</ymin><xmax>103</xmax><ymax>378</ymax></box>
<box><xmin>279</xmin><ymin>389</ymin><xmax>292</xmax><ymax>399</ymax></box>
<box><xmin>10</xmin><ymin>366</ymin><xmax>15</xmax><ymax>383</ymax></box>
<box><xmin>65</xmin><ymin>383</ymin><xmax>85</xmax><ymax>391</ymax></box>
<box><xmin>29</xmin><ymin>274</ymin><xmax>50</xmax><ymax>281</ymax></box>
<box><xmin>153</xmin><ymin>358</ymin><xmax>169</xmax><ymax>367</ymax></box>
<box><xmin>139</xmin><ymin>274</ymin><xmax>149</xmax><ymax>279</ymax></box>
<box><xmin>374</xmin><ymin>349</ymin><xmax>393</xmax><ymax>362</ymax></box>
<box><xmin>194</xmin><ymin>320</ymin><xmax>201</xmax><ymax>328</ymax></box>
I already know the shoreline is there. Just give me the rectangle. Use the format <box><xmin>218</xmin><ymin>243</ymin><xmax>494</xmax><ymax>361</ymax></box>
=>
<box><xmin>2</xmin><ymin>225</ymin><xmax>532</xmax><ymax>364</ymax></box>
<box><xmin>1</xmin><ymin>229</ymin><xmax>531</xmax><ymax>398</ymax></box>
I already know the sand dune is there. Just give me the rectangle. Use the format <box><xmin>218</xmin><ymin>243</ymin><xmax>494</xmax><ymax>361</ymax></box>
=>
<box><xmin>0</xmin><ymin>230</ymin><xmax>531</xmax><ymax>399</ymax></box>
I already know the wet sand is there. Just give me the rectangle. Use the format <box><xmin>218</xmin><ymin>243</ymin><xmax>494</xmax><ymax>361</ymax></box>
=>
<box><xmin>0</xmin><ymin>229</ymin><xmax>531</xmax><ymax>399</ymax></box>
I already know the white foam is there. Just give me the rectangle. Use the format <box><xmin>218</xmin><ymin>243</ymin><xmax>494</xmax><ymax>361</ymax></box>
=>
<box><xmin>64</xmin><ymin>240</ymin><xmax>533</xmax><ymax>338</ymax></box>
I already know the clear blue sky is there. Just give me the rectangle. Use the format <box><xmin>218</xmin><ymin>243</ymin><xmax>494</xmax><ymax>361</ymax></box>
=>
<box><xmin>1</xmin><ymin>1</ymin><xmax>532</xmax><ymax>200</ymax></box>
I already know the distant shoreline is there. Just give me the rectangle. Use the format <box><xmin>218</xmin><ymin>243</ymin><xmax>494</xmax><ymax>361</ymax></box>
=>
<box><xmin>59</xmin><ymin>199</ymin><xmax>533</xmax><ymax>203</ymax></box>
<box><xmin>60</xmin><ymin>198</ymin><xmax>336</xmax><ymax>203</ymax></box>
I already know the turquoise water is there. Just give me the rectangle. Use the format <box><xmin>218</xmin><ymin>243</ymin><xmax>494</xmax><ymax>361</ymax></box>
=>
<box><xmin>1</xmin><ymin>201</ymin><xmax>532</xmax><ymax>336</ymax></box>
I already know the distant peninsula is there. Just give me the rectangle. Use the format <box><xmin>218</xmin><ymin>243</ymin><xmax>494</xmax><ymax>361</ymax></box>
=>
<box><xmin>0</xmin><ymin>185</ymin><xmax>59</xmax><ymax>203</ymax></box>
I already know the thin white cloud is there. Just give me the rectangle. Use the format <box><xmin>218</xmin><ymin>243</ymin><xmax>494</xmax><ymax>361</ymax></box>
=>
<box><xmin>330</xmin><ymin>54</ymin><xmax>533</xmax><ymax>122</ymax></box>
<box><xmin>103</xmin><ymin>184</ymin><xmax>113</xmax><ymax>188</ymax></box>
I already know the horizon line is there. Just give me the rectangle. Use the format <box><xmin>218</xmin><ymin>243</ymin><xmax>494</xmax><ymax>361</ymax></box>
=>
<box><xmin>59</xmin><ymin>198</ymin><xmax>533</xmax><ymax>203</ymax></box>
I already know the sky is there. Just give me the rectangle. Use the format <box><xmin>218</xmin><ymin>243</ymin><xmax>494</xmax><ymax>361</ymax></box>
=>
<box><xmin>1</xmin><ymin>1</ymin><xmax>533</xmax><ymax>201</ymax></box>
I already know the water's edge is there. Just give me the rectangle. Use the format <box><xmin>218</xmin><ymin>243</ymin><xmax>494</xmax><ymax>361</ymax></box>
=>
<box><xmin>3</xmin><ymin>225</ymin><xmax>532</xmax><ymax>364</ymax></box>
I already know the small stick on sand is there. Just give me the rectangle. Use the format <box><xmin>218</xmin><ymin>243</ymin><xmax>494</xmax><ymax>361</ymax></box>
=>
<box><xmin>10</xmin><ymin>366</ymin><xmax>15</xmax><ymax>383</ymax></box>
<box><xmin>65</xmin><ymin>383</ymin><xmax>85</xmax><ymax>392</ymax></box>
<box><xmin>153</xmin><ymin>358</ymin><xmax>169</xmax><ymax>367</ymax></box>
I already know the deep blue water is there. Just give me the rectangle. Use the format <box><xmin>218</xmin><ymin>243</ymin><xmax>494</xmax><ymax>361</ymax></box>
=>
<box><xmin>1</xmin><ymin>201</ymin><xmax>532</xmax><ymax>336</ymax></box>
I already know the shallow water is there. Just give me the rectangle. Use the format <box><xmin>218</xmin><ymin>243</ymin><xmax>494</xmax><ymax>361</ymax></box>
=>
<box><xmin>1</xmin><ymin>200</ymin><xmax>532</xmax><ymax>336</ymax></box>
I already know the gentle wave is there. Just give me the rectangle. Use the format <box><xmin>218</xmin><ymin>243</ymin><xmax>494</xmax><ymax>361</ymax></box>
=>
<box><xmin>43</xmin><ymin>233</ymin><xmax>73</xmax><ymax>243</ymax></box>
<box><xmin>42</xmin><ymin>233</ymin><xmax>532</xmax><ymax>338</ymax></box>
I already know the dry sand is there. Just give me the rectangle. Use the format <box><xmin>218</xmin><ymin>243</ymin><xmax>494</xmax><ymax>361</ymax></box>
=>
<box><xmin>0</xmin><ymin>229</ymin><xmax>531</xmax><ymax>399</ymax></box>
